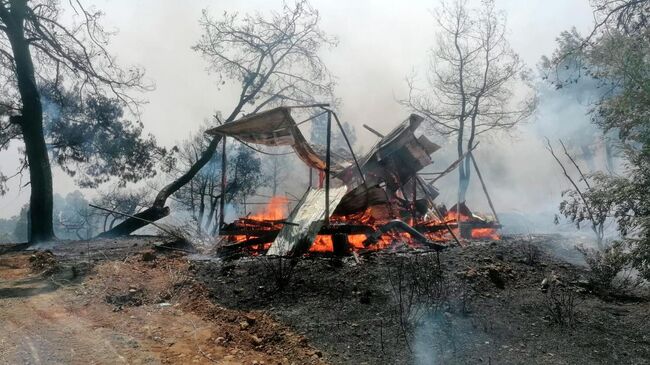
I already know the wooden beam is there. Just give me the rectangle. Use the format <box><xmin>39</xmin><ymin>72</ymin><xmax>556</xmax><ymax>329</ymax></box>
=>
<box><xmin>363</xmin><ymin>124</ymin><xmax>385</xmax><ymax>138</ymax></box>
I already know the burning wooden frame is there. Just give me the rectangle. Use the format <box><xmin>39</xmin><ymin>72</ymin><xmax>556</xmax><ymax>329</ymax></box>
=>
<box><xmin>205</xmin><ymin>106</ymin><xmax>500</xmax><ymax>257</ymax></box>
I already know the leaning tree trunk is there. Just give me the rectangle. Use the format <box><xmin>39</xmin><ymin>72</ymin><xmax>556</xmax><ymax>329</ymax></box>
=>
<box><xmin>101</xmin><ymin>70</ymin><xmax>256</xmax><ymax>237</ymax></box>
<box><xmin>4</xmin><ymin>8</ymin><xmax>55</xmax><ymax>243</ymax></box>
<box><xmin>100</xmin><ymin>135</ymin><xmax>223</xmax><ymax>237</ymax></box>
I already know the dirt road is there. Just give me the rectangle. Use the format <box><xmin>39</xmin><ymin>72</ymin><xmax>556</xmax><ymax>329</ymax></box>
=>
<box><xmin>0</xmin><ymin>248</ymin><xmax>326</xmax><ymax>365</ymax></box>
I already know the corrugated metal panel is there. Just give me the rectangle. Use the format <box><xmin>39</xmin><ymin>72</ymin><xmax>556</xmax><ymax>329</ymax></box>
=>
<box><xmin>267</xmin><ymin>186</ymin><xmax>348</xmax><ymax>256</ymax></box>
<box><xmin>205</xmin><ymin>107</ymin><xmax>350</xmax><ymax>173</ymax></box>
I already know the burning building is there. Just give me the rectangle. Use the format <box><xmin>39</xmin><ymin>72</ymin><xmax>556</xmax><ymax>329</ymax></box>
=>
<box><xmin>205</xmin><ymin>106</ymin><xmax>499</xmax><ymax>257</ymax></box>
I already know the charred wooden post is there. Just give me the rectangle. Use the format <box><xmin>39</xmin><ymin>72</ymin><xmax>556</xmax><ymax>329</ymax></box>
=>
<box><xmin>415</xmin><ymin>177</ymin><xmax>463</xmax><ymax>247</ymax></box>
<box><xmin>457</xmin><ymin>192</ymin><xmax>463</xmax><ymax>239</ymax></box>
<box><xmin>460</xmin><ymin>224</ymin><xmax>472</xmax><ymax>239</ymax></box>
<box><xmin>412</xmin><ymin>178</ymin><xmax>417</xmax><ymax>221</ymax></box>
<box><xmin>332</xmin><ymin>233</ymin><xmax>350</xmax><ymax>256</ymax></box>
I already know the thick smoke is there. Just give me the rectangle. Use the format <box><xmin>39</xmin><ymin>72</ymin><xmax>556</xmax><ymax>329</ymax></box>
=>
<box><xmin>412</xmin><ymin>76</ymin><xmax>620</xmax><ymax>236</ymax></box>
<box><xmin>0</xmin><ymin>1</ymin><xmax>598</xmax><ymax>235</ymax></box>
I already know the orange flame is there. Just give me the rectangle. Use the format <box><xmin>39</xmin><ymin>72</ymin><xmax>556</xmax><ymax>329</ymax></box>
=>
<box><xmin>249</xmin><ymin>196</ymin><xmax>289</xmax><ymax>220</ymax></box>
<box><xmin>471</xmin><ymin>228</ymin><xmax>500</xmax><ymax>240</ymax></box>
<box><xmin>226</xmin><ymin>195</ymin><xmax>499</xmax><ymax>254</ymax></box>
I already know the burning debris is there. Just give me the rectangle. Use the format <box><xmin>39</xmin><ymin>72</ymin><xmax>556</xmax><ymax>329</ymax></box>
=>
<box><xmin>206</xmin><ymin>107</ymin><xmax>500</xmax><ymax>257</ymax></box>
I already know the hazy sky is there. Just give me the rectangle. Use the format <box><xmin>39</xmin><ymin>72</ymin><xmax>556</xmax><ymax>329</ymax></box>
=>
<box><xmin>0</xmin><ymin>0</ymin><xmax>595</xmax><ymax>218</ymax></box>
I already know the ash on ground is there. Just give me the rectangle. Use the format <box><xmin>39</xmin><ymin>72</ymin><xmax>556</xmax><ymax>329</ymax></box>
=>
<box><xmin>192</xmin><ymin>234</ymin><xmax>650</xmax><ymax>365</ymax></box>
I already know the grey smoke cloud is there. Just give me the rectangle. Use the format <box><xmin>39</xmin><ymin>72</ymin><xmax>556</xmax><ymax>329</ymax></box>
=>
<box><xmin>0</xmin><ymin>0</ymin><xmax>595</xmax><ymax>220</ymax></box>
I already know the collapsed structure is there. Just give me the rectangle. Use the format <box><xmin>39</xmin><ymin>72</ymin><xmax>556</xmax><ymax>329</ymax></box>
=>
<box><xmin>206</xmin><ymin>106</ymin><xmax>499</xmax><ymax>257</ymax></box>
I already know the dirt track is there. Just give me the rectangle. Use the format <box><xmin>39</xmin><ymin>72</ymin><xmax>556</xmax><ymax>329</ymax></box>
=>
<box><xmin>0</xmin><ymin>239</ymin><xmax>328</xmax><ymax>365</ymax></box>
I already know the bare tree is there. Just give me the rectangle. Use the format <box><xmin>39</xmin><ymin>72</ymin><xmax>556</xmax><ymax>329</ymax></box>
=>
<box><xmin>171</xmin><ymin>129</ymin><xmax>266</xmax><ymax>235</ymax></box>
<box><xmin>402</xmin><ymin>0</ymin><xmax>535</xmax><ymax>209</ymax></box>
<box><xmin>103</xmin><ymin>0</ymin><xmax>336</xmax><ymax>237</ymax></box>
<box><xmin>0</xmin><ymin>0</ymin><xmax>148</xmax><ymax>242</ymax></box>
<box><xmin>545</xmin><ymin>138</ymin><xmax>609</xmax><ymax>248</ymax></box>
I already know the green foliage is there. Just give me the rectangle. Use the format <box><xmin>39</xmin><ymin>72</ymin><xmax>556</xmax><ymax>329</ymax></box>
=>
<box><xmin>224</xmin><ymin>144</ymin><xmax>265</xmax><ymax>203</ymax></box>
<box><xmin>544</xmin><ymin>2</ymin><xmax>650</xmax><ymax>280</ymax></box>
<box><xmin>2</xmin><ymin>205</ymin><xmax>31</xmax><ymax>243</ymax></box>
<box><xmin>558</xmin><ymin>174</ymin><xmax>611</xmax><ymax>236</ymax></box>
<box><xmin>41</xmin><ymin>84</ymin><xmax>166</xmax><ymax>188</ymax></box>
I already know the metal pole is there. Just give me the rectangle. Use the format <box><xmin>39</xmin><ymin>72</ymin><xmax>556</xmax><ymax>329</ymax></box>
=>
<box><xmin>218</xmin><ymin>136</ymin><xmax>227</xmax><ymax>229</ymax></box>
<box><xmin>324</xmin><ymin>111</ymin><xmax>332</xmax><ymax>224</ymax></box>
<box><xmin>412</xmin><ymin>178</ymin><xmax>417</xmax><ymax>222</ymax></box>
<box><xmin>415</xmin><ymin>177</ymin><xmax>463</xmax><ymax>247</ymax></box>
<box><xmin>329</xmin><ymin>110</ymin><xmax>366</xmax><ymax>186</ymax></box>
<box><xmin>470</xmin><ymin>153</ymin><xmax>500</xmax><ymax>224</ymax></box>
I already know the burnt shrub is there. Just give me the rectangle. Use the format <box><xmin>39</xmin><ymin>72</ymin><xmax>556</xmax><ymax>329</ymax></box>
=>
<box><xmin>386</xmin><ymin>255</ymin><xmax>450</xmax><ymax>331</ymax></box>
<box><xmin>543</xmin><ymin>281</ymin><xmax>580</xmax><ymax>328</ymax></box>
<box><xmin>519</xmin><ymin>241</ymin><xmax>541</xmax><ymax>266</ymax></box>
<box><xmin>258</xmin><ymin>255</ymin><xmax>298</xmax><ymax>291</ymax></box>
<box><xmin>576</xmin><ymin>242</ymin><xmax>641</xmax><ymax>295</ymax></box>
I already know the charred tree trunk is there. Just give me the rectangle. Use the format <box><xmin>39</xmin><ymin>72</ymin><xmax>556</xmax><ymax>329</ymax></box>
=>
<box><xmin>100</xmin><ymin>135</ymin><xmax>223</xmax><ymax>237</ymax></box>
<box><xmin>458</xmin><ymin>159</ymin><xmax>471</xmax><ymax>204</ymax></box>
<box><xmin>218</xmin><ymin>136</ymin><xmax>227</xmax><ymax>229</ymax></box>
<box><xmin>204</xmin><ymin>196</ymin><xmax>218</xmax><ymax>233</ymax></box>
<box><xmin>211</xmin><ymin>207</ymin><xmax>220</xmax><ymax>236</ymax></box>
<box><xmin>2</xmin><ymin>3</ymin><xmax>55</xmax><ymax>243</ymax></box>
